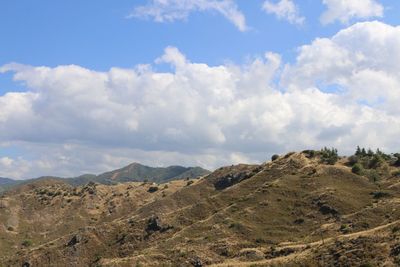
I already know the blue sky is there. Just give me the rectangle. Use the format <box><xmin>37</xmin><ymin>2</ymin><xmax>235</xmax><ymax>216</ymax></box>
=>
<box><xmin>2</xmin><ymin>0</ymin><xmax>398</xmax><ymax>71</ymax></box>
<box><xmin>1</xmin><ymin>0</ymin><xmax>400</xmax><ymax>179</ymax></box>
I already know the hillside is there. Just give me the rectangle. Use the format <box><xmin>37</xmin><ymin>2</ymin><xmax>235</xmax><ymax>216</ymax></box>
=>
<box><xmin>1</xmin><ymin>150</ymin><xmax>400</xmax><ymax>266</ymax></box>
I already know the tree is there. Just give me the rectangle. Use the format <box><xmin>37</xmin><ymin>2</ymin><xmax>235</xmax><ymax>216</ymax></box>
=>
<box><xmin>355</xmin><ymin>146</ymin><xmax>362</xmax><ymax>156</ymax></box>
<box><xmin>361</xmin><ymin>148</ymin><xmax>367</xmax><ymax>156</ymax></box>
<box><xmin>320</xmin><ymin>147</ymin><xmax>339</xmax><ymax>165</ymax></box>
<box><xmin>394</xmin><ymin>153</ymin><xmax>400</xmax><ymax>166</ymax></box>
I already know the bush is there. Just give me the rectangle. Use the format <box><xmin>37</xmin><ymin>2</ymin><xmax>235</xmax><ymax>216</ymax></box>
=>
<box><xmin>352</xmin><ymin>163</ymin><xmax>363</xmax><ymax>175</ymax></box>
<box><xmin>371</xmin><ymin>191</ymin><xmax>390</xmax><ymax>199</ymax></box>
<box><xmin>347</xmin><ymin>155</ymin><xmax>359</xmax><ymax>166</ymax></box>
<box><xmin>392</xmin><ymin>226</ymin><xmax>400</xmax><ymax>233</ymax></box>
<box><xmin>369</xmin><ymin>154</ymin><xmax>384</xmax><ymax>169</ymax></box>
<box><xmin>271</xmin><ymin>154</ymin><xmax>279</xmax><ymax>161</ymax></box>
<box><xmin>302</xmin><ymin>150</ymin><xmax>316</xmax><ymax>158</ymax></box>
<box><xmin>366</xmin><ymin>169</ymin><xmax>380</xmax><ymax>183</ymax></box>
<box><xmin>320</xmin><ymin>147</ymin><xmax>339</xmax><ymax>165</ymax></box>
<box><xmin>147</xmin><ymin>186</ymin><xmax>159</xmax><ymax>193</ymax></box>
<box><xmin>22</xmin><ymin>239</ymin><xmax>33</xmax><ymax>247</ymax></box>
<box><xmin>392</xmin><ymin>170</ymin><xmax>400</xmax><ymax>177</ymax></box>
<box><xmin>394</xmin><ymin>153</ymin><xmax>400</xmax><ymax>166</ymax></box>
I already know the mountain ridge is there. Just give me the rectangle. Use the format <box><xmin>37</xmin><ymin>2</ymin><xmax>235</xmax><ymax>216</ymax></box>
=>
<box><xmin>0</xmin><ymin>163</ymin><xmax>210</xmax><ymax>193</ymax></box>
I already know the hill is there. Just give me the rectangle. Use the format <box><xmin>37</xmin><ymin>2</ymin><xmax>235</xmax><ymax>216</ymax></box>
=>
<box><xmin>69</xmin><ymin>163</ymin><xmax>210</xmax><ymax>186</ymax></box>
<box><xmin>1</xmin><ymin>150</ymin><xmax>400</xmax><ymax>266</ymax></box>
<box><xmin>0</xmin><ymin>163</ymin><xmax>210</xmax><ymax>193</ymax></box>
<box><xmin>0</xmin><ymin>177</ymin><xmax>20</xmax><ymax>193</ymax></box>
<box><xmin>0</xmin><ymin>177</ymin><xmax>16</xmax><ymax>186</ymax></box>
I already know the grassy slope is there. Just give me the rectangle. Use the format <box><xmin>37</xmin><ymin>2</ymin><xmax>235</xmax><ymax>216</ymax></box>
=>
<box><xmin>1</xmin><ymin>152</ymin><xmax>400</xmax><ymax>266</ymax></box>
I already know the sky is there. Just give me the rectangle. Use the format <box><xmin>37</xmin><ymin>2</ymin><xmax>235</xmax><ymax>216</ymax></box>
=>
<box><xmin>1</xmin><ymin>0</ymin><xmax>400</xmax><ymax>179</ymax></box>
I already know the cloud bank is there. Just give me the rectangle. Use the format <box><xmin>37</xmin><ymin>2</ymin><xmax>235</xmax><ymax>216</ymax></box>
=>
<box><xmin>1</xmin><ymin>21</ymin><xmax>400</xmax><ymax>179</ymax></box>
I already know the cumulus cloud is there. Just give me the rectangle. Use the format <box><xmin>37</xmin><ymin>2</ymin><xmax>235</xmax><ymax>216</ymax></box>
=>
<box><xmin>283</xmin><ymin>21</ymin><xmax>400</xmax><ymax>109</ymax></box>
<box><xmin>1</xmin><ymin>21</ymin><xmax>400</xmax><ymax>179</ymax></box>
<box><xmin>320</xmin><ymin>0</ymin><xmax>384</xmax><ymax>24</ymax></box>
<box><xmin>129</xmin><ymin>0</ymin><xmax>247</xmax><ymax>31</ymax></box>
<box><xmin>262</xmin><ymin>0</ymin><xmax>305</xmax><ymax>25</ymax></box>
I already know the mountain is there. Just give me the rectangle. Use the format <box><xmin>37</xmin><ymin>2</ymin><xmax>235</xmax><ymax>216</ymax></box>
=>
<box><xmin>0</xmin><ymin>177</ymin><xmax>20</xmax><ymax>193</ymax></box>
<box><xmin>1</xmin><ymin>151</ymin><xmax>400</xmax><ymax>266</ymax></box>
<box><xmin>0</xmin><ymin>177</ymin><xmax>16</xmax><ymax>186</ymax></box>
<box><xmin>67</xmin><ymin>163</ymin><xmax>211</xmax><ymax>186</ymax></box>
<box><xmin>0</xmin><ymin>164</ymin><xmax>210</xmax><ymax>192</ymax></box>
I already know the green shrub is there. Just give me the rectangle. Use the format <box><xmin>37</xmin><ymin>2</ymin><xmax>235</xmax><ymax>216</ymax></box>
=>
<box><xmin>302</xmin><ymin>150</ymin><xmax>316</xmax><ymax>158</ymax></box>
<box><xmin>22</xmin><ymin>239</ymin><xmax>33</xmax><ymax>247</ymax></box>
<box><xmin>347</xmin><ymin>155</ymin><xmax>359</xmax><ymax>166</ymax></box>
<box><xmin>340</xmin><ymin>224</ymin><xmax>351</xmax><ymax>234</ymax></box>
<box><xmin>369</xmin><ymin>154</ymin><xmax>384</xmax><ymax>169</ymax></box>
<box><xmin>271</xmin><ymin>154</ymin><xmax>279</xmax><ymax>161</ymax></box>
<box><xmin>352</xmin><ymin>163</ymin><xmax>363</xmax><ymax>175</ymax></box>
<box><xmin>147</xmin><ymin>186</ymin><xmax>158</xmax><ymax>193</ymax></box>
<box><xmin>320</xmin><ymin>147</ymin><xmax>339</xmax><ymax>165</ymax></box>
<box><xmin>394</xmin><ymin>153</ymin><xmax>400</xmax><ymax>166</ymax></box>
<box><xmin>366</xmin><ymin>169</ymin><xmax>380</xmax><ymax>182</ymax></box>
<box><xmin>371</xmin><ymin>191</ymin><xmax>390</xmax><ymax>199</ymax></box>
<box><xmin>392</xmin><ymin>226</ymin><xmax>400</xmax><ymax>233</ymax></box>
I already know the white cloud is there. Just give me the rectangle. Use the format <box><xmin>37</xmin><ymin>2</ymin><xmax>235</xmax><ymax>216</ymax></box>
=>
<box><xmin>1</xmin><ymin>21</ymin><xmax>400</xmax><ymax>179</ymax></box>
<box><xmin>130</xmin><ymin>0</ymin><xmax>247</xmax><ymax>31</ymax></box>
<box><xmin>0</xmin><ymin>157</ymin><xmax>14</xmax><ymax>167</ymax></box>
<box><xmin>283</xmin><ymin>21</ymin><xmax>400</xmax><ymax>109</ymax></box>
<box><xmin>320</xmin><ymin>0</ymin><xmax>384</xmax><ymax>25</ymax></box>
<box><xmin>262</xmin><ymin>0</ymin><xmax>305</xmax><ymax>25</ymax></box>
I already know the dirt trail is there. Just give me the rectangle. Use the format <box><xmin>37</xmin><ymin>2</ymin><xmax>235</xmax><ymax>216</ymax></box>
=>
<box><xmin>211</xmin><ymin>219</ymin><xmax>400</xmax><ymax>267</ymax></box>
